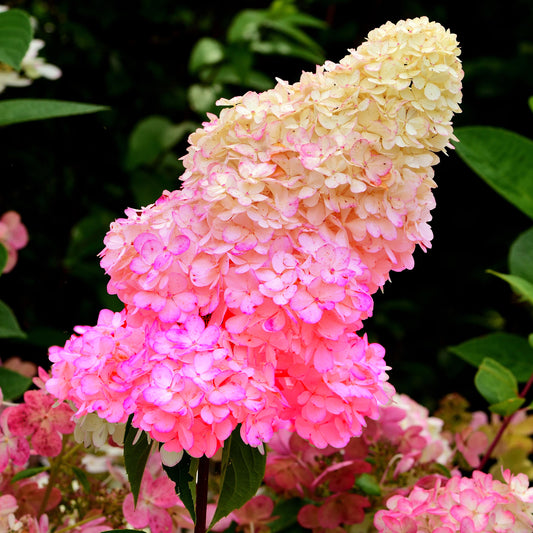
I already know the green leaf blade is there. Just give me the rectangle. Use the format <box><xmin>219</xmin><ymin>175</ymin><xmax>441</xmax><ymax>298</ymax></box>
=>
<box><xmin>488</xmin><ymin>270</ymin><xmax>533</xmax><ymax>306</ymax></box>
<box><xmin>0</xmin><ymin>367</ymin><xmax>32</xmax><ymax>401</ymax></box>
<box><xmin>454</xmin><ymin>126</ymin><xmax>533</xmax><ymax>220</ymax></box>
<box><xmin>0</xmin><ymin>299</ymin><xmax>26</xmax><ymax>339</ymax></box>
<box><xmin>448</xmin><ymin>332</ymin><xmax>533</xmax><ymax>382</ymax></box>
<box><xmin>11</xmin><ymin>466</ymin><xmax>48</xmax><ymax>483</ymax></box>
<box><xmin>489</xmin><ymin>396</ymin><xmax>525</xmax><ymax>416</ymax></box>
<box><xmin>0</xmin><ymin>99</ymin><xmax>109</xmax><ymax>127</ymax></box>
<box><xmin>123</xmin><ymin>416</ymin><xmax>152</xmax><ymax>507</ymax></box>
<box><xmin>0</xmin><ymin>243</ymin><xmax>7</xmax><ymax>274</ymax></box>
<box><xmin>509</xmin><ymin>227</ymin><xmax>533</xmax><ymax>285</ymax></box>
<box><xmin>0</xmin><ymin>9</ymin><xmax>33</xmax><ymax>71</ymax></box>
<box><xmin>163</xmin><ymin>452</ymin><xmax>198</xmax><ymax>523</ymax></box>
<box><xmin>209</xmin><ymin>427</ymin><xmax>266</xmax><ymax>529</ymax></box>
<box><xmin>475</xmin><ymin>357</ymin><xmax>519</xmax><ymax>406</ymax></box>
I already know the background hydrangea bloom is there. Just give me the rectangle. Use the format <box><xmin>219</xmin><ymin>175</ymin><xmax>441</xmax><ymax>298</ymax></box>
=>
<box><xmin>47</xmin><ymin>17</ymin><xmax>463</xmax><ymax>457</ymax></box>
<box><xmin>374</xmin><ymin>469</ymin><xmax>533</xmax><ymax>532</ymax></box>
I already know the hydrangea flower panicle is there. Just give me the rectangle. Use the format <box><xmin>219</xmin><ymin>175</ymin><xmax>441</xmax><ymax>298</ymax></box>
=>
<box><xmin>47</xmin><ymin>17</ymin><xmax>463</xmax><ymax>458</ymax></box>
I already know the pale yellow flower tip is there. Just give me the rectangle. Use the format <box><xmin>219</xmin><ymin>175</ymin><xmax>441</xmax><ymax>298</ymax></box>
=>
<box><xmin>348</xmin><ymin>16</ymin><xmax>463</xmax><ymax>152</ymax></box>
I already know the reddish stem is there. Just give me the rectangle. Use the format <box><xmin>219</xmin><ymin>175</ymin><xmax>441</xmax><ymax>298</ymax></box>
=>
<box><xmin>194</xmin><ymin>455</ymin><xmax>210</xmax><ymax>533</ymax></box>
<box><xmin>478</xmin><ymin>370</ymin><xmax>533</xmax><ymax>471</ymax></box>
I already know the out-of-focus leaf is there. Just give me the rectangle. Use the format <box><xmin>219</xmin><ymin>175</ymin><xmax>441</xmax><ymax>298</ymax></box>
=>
<box><xmin>188</xmin><ymin>83</ymin><xmax>223</xmax><ymax>115</ymax></box>
<box><xmin>0</xmin><ymin>9</ymin><xmax>32</xmax><ymax>71</ymax></box>
<box><xmin>454</xmin><ymin>127</ymin><xmax>533</xmax><ymax>221</ymax></box>
<box><xmin>251</xmin><ymin>38</ymin><xmax>323</xmax><ymax>64</ymax></box>
<box><xmin>488</xmin><ymin>270</ymin><xmax>533</xmax><ymax>306</ymax></box>
<box><xmin>227</xmin><ymin>10</ymin><xmax>265</xmax><ymax>42</ymax></box>
<box><xmin>449</xmin><ymin>332</ymin><xmax>533</xmax><ymax>382</ymax></box>
<box><xmin>355</xmin><ymin>473</ymin><xmax>381</xmax><ymax>496</ymax></box>
<box><xmin>72</xmin><ymin>466</ymin><xmax>91</xmax><ymax>493</ymax></box>
<box><xmin>125</xmin><ymin>115</ymin><xmax>196</xmax><ymax>171</ymax></box>
<box><xmin>11</xmin><ymin>466</ymin><xmax>48</xmax><ymax>483</ymax></box>
<box><xmin>0</xmin><ymin>99</ymin><xmax>108</xmax><ymax>126</ymax></box>
<box><xmin>0</xmin><ymin>242</ymin><xmax>7</xmax><ymax>274</ymax></box>
<box><xmin>475</xmin><ymin>357</ymin><xmax>519</xmax><ymax>406</ymax></box>
<box><xmin>509</xmin><ymin>227</ymin><xmax>533</xmax><ymax>285</ymax></box>
<box><xmin>189</xmin><ymin>37</ymin><xmax>225</xmax><ymax>74</ymax></box>
<box><xmin>0</xmin><ymin>299</ymin><xmax>26</xmax><ymax>338</ymax></box>
<box><xmin>269</xmin><ymin>498</ymin><xmax>306</xmax><ymax>533</ymax></box>
<box><xmin>489</xmin><ymin>396</ymin><xmax>525</xmax><ymax>416</ymax></box>
<box><xmin>0</xmin><ymin>367</ymin><xmax>32</xmax><ymax>401</ymax></box>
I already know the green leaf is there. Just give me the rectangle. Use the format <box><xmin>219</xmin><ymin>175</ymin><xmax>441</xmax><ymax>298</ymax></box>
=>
<box><xmin>0</xmin><ymin>9</ymin><xmax>32</xmax><ymax>71</ymax></box>
<box><xmin>0</xmin><ymin>99</ymin><xmax>109</xmax><ymax>127</ymax></box>
<box><xmin>269</xmin><ymin>498</ymin><xmax>306</xmax><ymax>533</ymax></box>
<box><xmin>72</xmin><ymin>466</ymin><xmax>91</xmax><ymax>493</ymax></box>
<box><xmin>124</xmin><ymin>416</ymin><xmax>152</xmax><ymax>507</ymax></box>
<box><xmin>489</xmin><ymin>396</ymin><xmax>525</xmax><ymax>416</ymax></box>
<box><xmin>163</xmin><ymin>452</ymin><xmax>198</xmax><ymax>523</ymax></box>
<box><xmin>251</xmin><ymin>39</ymin><xmax>323</xmax><ymax>64</ymax></box>
<box><xmin>260</xmin><ymin>18</ymin><xmax>323</xmax><ymax>59</ymax></box>
<box><xmin>529</xmin><ymin>96</ymin><xmax>533</xmax><ymax>113</ymax></box>
<box><xmin>0</xmin><ymin>299</ymin><xmax>26</xmax><ymax>338</ymax></box>
<box><xmin>509</xmin><ymin>227</ymin><xmax>533</xmax><ymax>285</ymax></box>
<box><xmin>488</xmin><ymin>270</ymin><xmax>533</xmax><ymax>305</ymax></box>
<box><xmin>188</xmin><ymin>84</ymin><xmax>223</xmax><ymax>115</ymax></box>
<box><xmin>454</xmin><ymin>126</ymin><xmax>533</xmax><ymax>220</ymax></box>
<box><xmin>64</xmin><ymin>209</ymin><xmax>115</xmax><ymax>270</ymax></box>
<box><xmin>0</xmin><ymin>367</ymin><xmax>32</xmax><ymax>401</ymax></box>
<box><xmin>448</xmin><ymin>332</ymin><xmax>533</xmax><ymax>382</ymax></box>
<box><xmin>475</xmin><ymin>357</ymin><xmax>519</xmax><ymax>406</ymax></box>
<box><xmin>209</xmin><ymin>427</ymin><xmax>266</xmax><ymax>528</ymax></box>
<box><xmin>11</xmin><ymin>466</ymin><xmax>49</xmax><ymax>483</ymax></box>
<box><xmin>0</xmin><ymin>242</ymin><xmax>7</xmax><ymax>274</ymax></box>
<box><xmin>125</xmin><ymin>115</ymin><xmax>196</xmax><ymax>171</ymax></box>
<box><xmin>227</xmin><ymin>10</ymin><xmax>266</xmax><ymax>42</ymax></box>
<box><xmin>355</xmin><ymin>473</ymin><xmax>381</xmax><ymax>496</ymax></box>
<box><xmin>189</xmin><ymin>37</ymin><xmax>225</xmax><ymax>74</ymax></box>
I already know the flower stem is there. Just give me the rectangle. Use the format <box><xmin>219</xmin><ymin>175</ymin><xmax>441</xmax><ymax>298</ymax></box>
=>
<box><xmin>478</xmin><ymin>370</ymin><xmax>533</xmax><ymax>471</ymax></box>
<box><xmin>38</xmin><ymin>434</ymin><xmax>68</xmax><ymax>517</ymax></box>
<box><xmin>194</xmin><ymin>455</ymin><xmax>210</xmax><ymax>533</ymax></box>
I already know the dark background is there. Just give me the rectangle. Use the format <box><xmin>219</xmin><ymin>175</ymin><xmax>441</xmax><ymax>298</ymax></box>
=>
<box><xmin>2</xmin><ymin>0</ymin><xmax>533</xmax><ymax>408</ymax></box>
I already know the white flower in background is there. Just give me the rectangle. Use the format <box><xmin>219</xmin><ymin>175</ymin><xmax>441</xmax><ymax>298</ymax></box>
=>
<box><xmin>0</xmin><ymin>5</ymin><xmax>61</xmax><ymax>93</ymax></box>
<box><xmin>73</xmin><ymin>412</ymin><xmax>126</xmax><ymax>448</ymax></box>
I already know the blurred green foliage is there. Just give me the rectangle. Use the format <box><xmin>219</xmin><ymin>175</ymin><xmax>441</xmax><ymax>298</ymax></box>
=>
<box><xmin>1</xmin><ymin>0</ymin><xmax>533</xmax><ymax>403</ymax></box>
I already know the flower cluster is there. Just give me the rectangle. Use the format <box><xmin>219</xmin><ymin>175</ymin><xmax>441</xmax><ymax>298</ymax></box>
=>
<box><xmin>374</xmin><ymin>469</ymin><xmax>533</xmax><ymax>532</ymax></box>
<box><xmin>0</xmin><ymin>211</ymin><xmax>28</xmax><ymax>273</ymax></box>
<box><xmin>46</xmin><ymin>17</ymin><xmax>463</xmax><ymax>458</ymax></box>
<box><xmin>262</xmin><ymin>393</ymin><xmax>453</xmax><ymax>532</ymax></box>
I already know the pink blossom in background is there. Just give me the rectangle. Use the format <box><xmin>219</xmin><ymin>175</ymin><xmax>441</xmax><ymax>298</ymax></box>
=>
<box><xmin>4</xmin><ymin>389</ymin><xmax>75</xmax><ymax>457</ymax></box>
<box><xmin>0</xmin><ymin>211</ymin><xmax>29</xmax><ymax>273</ymax></box>
<box><xmin>122</xmin><ymin>459</ymin><xmax>181</xmax><ymax>533</ymax></box>
<box><xmin>374</xmin><ymin>469</ymin><xmax>533</xmax><ymax>533</ymax></box>
<box><xmin>47</xmin><ymin>17</ymin><xmax>463</xmax><ymax>457</ymax></box>
<box><xmin>0</xmin><ymin>409</ymin><xmax>30</xmax><ymax>472</ymax></box>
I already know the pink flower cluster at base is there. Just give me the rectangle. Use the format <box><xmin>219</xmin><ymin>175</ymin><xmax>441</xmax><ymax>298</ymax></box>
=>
<box><xmin>47</xmin><ymin>17</ymin><xmax>463</xmax><ymax>457</ymax></box>
<box><xmin>0</xmin><ymin>211</ymin><xmax>29</xmax><ymax>273</ymax></box>
<box><xmin>374</xmin><ymin>470</ymin><xmax>533</xmax><ymax>533</ymax></box>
